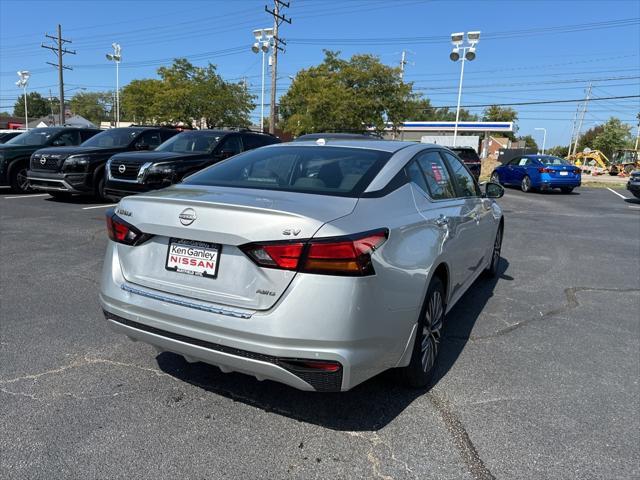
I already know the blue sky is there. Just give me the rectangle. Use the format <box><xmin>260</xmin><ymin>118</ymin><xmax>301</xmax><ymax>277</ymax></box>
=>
<box><xmin>1</xmin><ymin>0</ymin><xmax>639</xmax><ymax>147</ymax></box>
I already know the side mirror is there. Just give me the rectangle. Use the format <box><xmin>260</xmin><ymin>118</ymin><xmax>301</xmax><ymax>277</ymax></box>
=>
<box><xmin>484</xmin><ymin>182</ymin><xmax>504</xmax><ymax>199</ymax></box>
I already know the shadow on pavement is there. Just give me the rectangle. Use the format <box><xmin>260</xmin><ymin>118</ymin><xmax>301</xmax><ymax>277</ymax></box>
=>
<box><xmin>157</xmin><ymin>257</ymin><xmax>511</xmax><ymax>431</ymax></box>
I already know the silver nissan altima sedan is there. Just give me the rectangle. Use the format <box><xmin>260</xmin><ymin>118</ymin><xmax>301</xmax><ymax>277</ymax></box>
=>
<box><xmin>99</xmin><ymin>139</ymin><xmax>504</xmax><ymax>392</ymax></box>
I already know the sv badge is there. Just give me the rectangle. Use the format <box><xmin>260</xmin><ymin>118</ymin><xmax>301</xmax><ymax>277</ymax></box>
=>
<box><xmin>282</xmin><ymin>228</ymin><xmax>301</xmax><ymax>236</ymax></box>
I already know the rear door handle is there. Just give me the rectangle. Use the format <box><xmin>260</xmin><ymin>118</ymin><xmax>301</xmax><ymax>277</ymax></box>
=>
<box><xmin>434</xmin><ymin>215</ymin><xmax>449</xmax><ymax>227</ymax></box>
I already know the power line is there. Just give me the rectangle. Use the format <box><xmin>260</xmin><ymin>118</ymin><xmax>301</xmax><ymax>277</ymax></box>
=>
<box><xmin>431</xmin><ymin>94</ymin><xmax>640</xmax><ymax>109</ymax></box>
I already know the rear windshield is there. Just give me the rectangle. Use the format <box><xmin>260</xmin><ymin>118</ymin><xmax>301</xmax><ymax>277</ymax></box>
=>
<box><xmin>156</xmin><ymin>131</ymin><xmax>220</xmax><ymax>154</ymax></box>
<box><xmin>81</xmin><ymin>128</ymin><xmax>141</xmax><ymax>148</ymax></box>
<box><xmin>183</xmin><ymin>145</ymin><xmax>392</xmax><ymax>197</ymax></box>
<box><xmin>538</xmin><ymin>156</ymin><xmax>571</xmax><ymax>166</ymax></box>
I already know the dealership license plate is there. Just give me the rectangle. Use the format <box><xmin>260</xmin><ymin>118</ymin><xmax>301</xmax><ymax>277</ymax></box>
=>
<box><xmin>559</xmin><ymin>171</ymin><xmax>569</xmax><ymax>176</ymax></box>
<box><xmin>165</xmin><ymin>238</ymin><xmax>220</xmax><ymax>279</ymax></box>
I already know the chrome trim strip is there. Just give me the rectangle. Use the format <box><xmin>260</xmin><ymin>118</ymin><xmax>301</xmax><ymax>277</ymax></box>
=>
<box><xmin>27</xmin><ymin>177</ymin><xmax>74</xmax><ymax>192</ymax></box>
<box><xmin>120</xmin><ymin>283</ymin><xmax>254</xmax><ymax>319</ymax></box>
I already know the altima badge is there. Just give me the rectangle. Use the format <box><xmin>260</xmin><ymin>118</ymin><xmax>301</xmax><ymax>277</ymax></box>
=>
<box><xmin>179</xmin><ymin>208</ymin><xmax>197</xmax><ymax>226</ymax></box>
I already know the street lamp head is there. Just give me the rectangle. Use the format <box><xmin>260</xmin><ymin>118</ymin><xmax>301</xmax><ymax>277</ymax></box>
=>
<box><xmin>451</xmin><ymin>32</ymin><xmax>464</xmax><ymax>46</ymax></box>
<box><xmin>465</xmin><ymin>47</ymin><xmax>476</xmax><ymax>61</ymax></box>
<box><xmin>449</xmin><ymin>48</ymin><xmax>460</xmax><ymax>62</ymax></box>
<box><xmin>261</xmin><ymin>41</ymin><xmax>270</xmax><ymax>53</ymax></box>
<box><xmin>251</xmin><ymin>42</ymin><xmax>260</xmax><ymax>53</ymax></box>
<box><xmin>467</xmin><ymin>31</ymin><xmax>481</xmax><ymax>43</ymax></box>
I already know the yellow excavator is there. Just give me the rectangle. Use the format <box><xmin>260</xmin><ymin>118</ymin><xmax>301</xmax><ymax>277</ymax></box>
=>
<box><xmin>568</xmin><ymin>148</ymin><xmax>640</xmax><ymax>176</ymax></box>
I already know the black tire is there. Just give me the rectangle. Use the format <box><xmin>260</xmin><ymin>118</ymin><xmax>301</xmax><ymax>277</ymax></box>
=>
<box><xmin>94</xmin><ymin>172</ymin><xmax>108</xmax><ymax>202</ymax></box>
<box><xmin>485</xmin><ymin>224</ymin><xmax>503</xmax><ymax>278</ymax></box>
<box><xmin>48</xmin><ymin>191</ymin><xmax>72</xmax><ymax>200</ymax></box>
<box><xmin>490</xmin><ymin>172</ymin><xmax>501</xmax><ymax>184</ymax></box>
<box><xmin>9</xmin><ymin>163</ymin><xmax>31</xmax><ymax>194</ymax></box>
<box><xmin>399</xmin><ymin>276</ymin><xmax>445</xmax><ymax>388</ymax></box>
<box><xmin>560</xmin><ymin>187</ymin><xmax>574</xmax><ymax>194</ymax></box>
<box><xmin>521</xmin><ymin>175</ymin><xmax>532</xmax><ymax>193</ymax></box>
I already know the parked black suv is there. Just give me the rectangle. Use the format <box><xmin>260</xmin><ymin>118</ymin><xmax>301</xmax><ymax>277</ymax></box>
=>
<box><xmin>448</xmin><ymin>146</ymin><xmax>481</xmax><ymax>181</ymax></box>
<box><xmin>0</xmin><ymin>127</ymin><xmax>100</xmax><ymax>193</ymax></box>
<box><xmin>28</xmin><ymin>127</ymin><xmax>178</xmax><ymax>201</ymax></box>
<box><xmin>104</xmin><ymin>129</ymin><xmax>280</xmax><ymax>200</ymax></box>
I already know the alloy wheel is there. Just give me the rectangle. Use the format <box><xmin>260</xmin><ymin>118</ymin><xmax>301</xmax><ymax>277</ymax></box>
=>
<box><xmin>16</xmin><ymin>168</ymin><xmax>30</xmax><ymax>193</ymax></box>
<box><xmin>420</xmin><ymin>290</ymin><xmax>443</xmax><ymax>373</ymax></box>
<box><xmin>521</xmin><ymin>176</ymin><xmax>531</xmax><ymax>192</ymax></box>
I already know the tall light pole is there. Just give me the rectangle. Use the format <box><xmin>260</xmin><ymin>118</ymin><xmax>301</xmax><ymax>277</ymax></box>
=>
<box><xmin>449</xmin><ymin>31</ymin><xmax>480</xmax><ymax>147</ymax></box>
<box><xmin>106</xmin><ymin>43</ymin><xmax>121</xmax><ymax>127</ymax></box>
<box><xmin>534</xmin><ymin>127</ymin><xmax>547</xmax><ymax>154</ymax></box>
<box><xmin>251</xmin><ymin>28</ymin><xmax>273</xmax><ymax>132</ymax></box>
<box><xmin>16</xmin><ymin>71</ymin><xmax>30</xmax><ymax>130</ymax></box>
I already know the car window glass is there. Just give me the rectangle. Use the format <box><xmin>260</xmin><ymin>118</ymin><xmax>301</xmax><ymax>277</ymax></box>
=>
<box><xmin>508</xmin><ymin>158</ymin><xmax>521</xmax><ymax>166</ymax></box>
<box><xmin>220</xmin><ymin>136</ymin><xmax>243</xmax><ymax>154</ymax></box>
<box><xmin>80</xmin><ymin>130</ymin><xmax>98</xmax><ymax>142</ymax></box>
<box><xmin>415</xmin><ymin>151</ymin><xmax>456</xmax><ymax>200</ymax></box>
<box><xmin>139</xmin><ymin>131</ymin><xmax>162</xmax><ymax>148</ymax></box>
<box><xmin>56</xmin><ymin>131</ymin><xmax>80</xmax><ymax>146</ymax></box>
<box><xmin>183</xmin><ymin>145</ymin><xmax>391</xmax><ymax>197</ymax></box>
<box><xmin>242</xmin><ymin>134</ymin><xmax>268</xmax><ymax>151</ymax></box>
<box><xmin>441</xmin><ymin>151</ymin><xmax>479</xmax><ymax>197</ymax></box>
<box><xmin>160</xmin><ymin>130</ymin><xmax>178</xmax><ymax>142</ymax></box>
<box><xmin>518</xmin><ymin>158</ymin><xmax>529</xmax><ymax>166</ymax></box>
<box><xmin>405</xmin><ymin>160</ymin><xmax>429</xmax><ymax>194</ymax></box>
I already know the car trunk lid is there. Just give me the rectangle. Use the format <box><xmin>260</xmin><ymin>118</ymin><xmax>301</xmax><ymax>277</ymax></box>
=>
<box><xmin>114</xmin><ymin>185</ymin><xmax>358</xmax><ymax>310</ymax></box>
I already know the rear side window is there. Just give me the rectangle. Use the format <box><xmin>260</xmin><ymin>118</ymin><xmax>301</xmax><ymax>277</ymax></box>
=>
<box><xmin>137</xmin><ymin>131</ymin><xmax>162</xmax><ymax>149</ymax></box>
<box><xmin>242</xmin><ymin>134</ymin><xmax>271</xmax><ymax>150</ymax></box>
<box><xmin>80</xmin><ymin>130</ymin><xmax>99</xmax><ymax>142</ymax></box>
<box><xmin>183</xmin><ymin>145</ymin><xmax>391</xmax><ymax>197</ymax></box>
<box><xmin>415</xmin><ymin>151</ymin><xmax>456</xmax><ymax>200</ymax></box>
<box><xmin>452</xmin><ymin>149</ymin><xmax>480</xmax><ymax>163</ymax></box>
<box><xmin>441</xmin><ymin>151</ymin><xmax>480</xmax><ymax>197</ymax></box>
<box><xmin>219</xmin><ymin>135</ymin><xmax>243</xmax><ymax>155</ymax></box>
<box><xmin>56</xmin><ymin>130</ymin><xmax>80</xmax><ymax>146</ymax></box>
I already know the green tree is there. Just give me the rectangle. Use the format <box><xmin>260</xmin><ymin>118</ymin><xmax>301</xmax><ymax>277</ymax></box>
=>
<box><xmin>576</xmin><ymin>124</ymin><xmax>604</xmax><ymax>152</ymax></box>
<box><xmin>592</xmin><ymin>117</ymin><xmax>632</xmax><ymax>158</ymax></box>
<box><xmin>482</xmin><ymin>105</ymin><xmax>518</xmax><ymax>139</ymax></box>
<box><xmin>279</xmin><ymin>51</ymin><xmax>415</xmax><ymax>136</ymax></box>
<box><xmin>69</xmin><ymin>91</ymin><xmax>110</xmax><ymax>125</ymax></box>
<box><xmin>13</xmin><ymin>92</ymin><xmax>58</xmax><ymax>119</ymax></box>
<box><xmin>408</xmin><ymin>97</ymin><xmax>477</xmax><ymax>122</ymax></box>
<box><xmin>518</xmin><ymin>134</ymin><xmax>538</xmax><ymax>151</ymax></box>
<box><xmin>121</xmin><ymin>79</ymin><xmax>164</xmax><ymax>123</ymax></box>
<box><xmin>121</xmin><ymin>59</ymin><xmax>254</xmax><ymax>127</ymax></box>
<box><xmin>547</xmin><ymin>145</ymin><xmax>569</xmax><ymax>157</ymax></box>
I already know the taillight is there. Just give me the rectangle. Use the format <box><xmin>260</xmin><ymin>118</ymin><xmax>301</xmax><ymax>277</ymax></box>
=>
<box><xmin>538</xmin><ymin>167</ymin><xmax>552</xmax><ymax>173</ymax></box>
<box><xmin>278</xmin><ymin>359</ymin><xmax>342</xmax><ymax>373</ymax></box>
<box><xmin>573</xmin><ymin>169</ymin><xmax>581</xmax><ymax>174</ymax></box>
<box><xmin>240</xmin><ymin>229</ymin><xmax>388</xmax><ymax>276</ymax></box>
<box><xmin>105</xmin><ymin>210</ymin><xmax>151</xmax><ymax>246</ymax></box>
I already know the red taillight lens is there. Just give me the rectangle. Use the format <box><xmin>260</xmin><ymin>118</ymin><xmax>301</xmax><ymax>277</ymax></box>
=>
<box><xmin>304</xmin><ymin>230</ymin><xmax>388</xmax><ymax>275</ymax></box>
<box><xmin>538</xmin><ymin>167</ymin><xmax>552</xmax><ymax>173</ymax></box>
<box><xmin>574</xmin><ymin>169</ymin><xmax>581</xmax><ymax>174</ymax></box>
<box><xmin>105</xmin><ymin>211</ymin><xmax>150</xmax><ymax>246</ymax></box>
<box><xmin>244</xmin><ymin>242</ymin><xmax>304</xmax><ymax>269</ymax></box>
<box><xmin>240</xmin><ymin>229</ymin><xmax>388</xmax><ymax>276</ymax></box>
<box><xmin>279</xmin><ymin>359</ymin><xmax>342</xmax><ymax>373</ymax></box>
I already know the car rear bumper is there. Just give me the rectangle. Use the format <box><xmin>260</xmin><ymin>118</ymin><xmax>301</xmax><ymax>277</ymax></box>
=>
<box><xmin>627</xmin><ymin>180</ymin><xmax>640</xmax><ymax>194</ymax></box>
<box><xmin>27</xmin><ymin>170</ymin><xmax>92</xmax><ymax>194</ymax></box>
<box><xmin>99</xmin><ymin>243</ymin><xmax>417</xmax><ymax>392</ymax></box>
<box><xmin>537</xmin><ymin>176</ymin><xmax>581</xmax><ymax>189</ymax></box>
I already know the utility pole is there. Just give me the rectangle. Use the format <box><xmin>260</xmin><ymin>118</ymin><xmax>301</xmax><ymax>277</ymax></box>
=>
<box><xmin>42</xmin><ymin>24</ymin><xmax>75</xmax><ymax>126</ymax></box>
<box><xmin>571</xmin><ymin>83</ymin><xmax>591</xmax><ymax>156</ymax></box>
<box><xmin>48</xmin><ymin>89</ymin><xmax>55</xmax><ymax>124</ymax></box>
<box><xmin>265</xmin><ymin>1</ymin><xmax>291</xmax><ymax>135</ymax></box>
<box><xmin>400</xmin><ymin>50</ymin><xmax>407</xmax><ymax>80</ymax></box>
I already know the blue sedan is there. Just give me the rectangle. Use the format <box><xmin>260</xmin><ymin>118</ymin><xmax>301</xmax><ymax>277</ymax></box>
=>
<box><xmin>491</xmin><ymin>155</ymin><xmax>581</xmax><ymax>193</ymax></box>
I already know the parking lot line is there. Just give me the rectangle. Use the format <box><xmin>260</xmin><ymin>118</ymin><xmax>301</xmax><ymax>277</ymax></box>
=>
<box><xmin>606</xmin><ymin>187</ymin><xmax>629</xmax><ymax>200</ymax></box>
<box><xmin>3</xmin><ymin>193</ymin><xmax>49</xmax><ymax>199</ymax></box>
<box><xmin>81</xmin><ymin>204</ymin><xmax>116</xmax><ymax>210</ymax></box>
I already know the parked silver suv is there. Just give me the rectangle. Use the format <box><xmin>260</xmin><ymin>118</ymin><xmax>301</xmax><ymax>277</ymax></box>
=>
<box><xmin>100</xmin><ymin>140</ymin><xmax>504</xmax><ymax>391</ymax></box>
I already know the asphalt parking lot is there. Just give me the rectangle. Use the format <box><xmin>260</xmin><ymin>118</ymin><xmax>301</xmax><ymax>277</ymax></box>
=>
<box><xmin>1</xmin><ymin>186</ymin><xmax>638</xmax><ymax>480</ymax></box>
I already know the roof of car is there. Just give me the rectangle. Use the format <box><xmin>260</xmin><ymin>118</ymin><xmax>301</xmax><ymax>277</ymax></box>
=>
<box><xmin>280</xmin><ymin>139</ymin><xmax>419</xmax><ymax>153</ymax></box>
<box><xmin>293</xmin><ymin>132</ymin><xmax>382</xmax><ymax>141</ymax></box>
